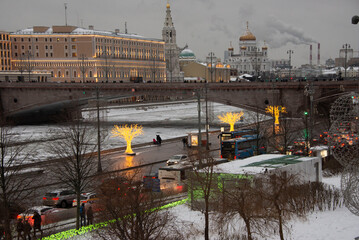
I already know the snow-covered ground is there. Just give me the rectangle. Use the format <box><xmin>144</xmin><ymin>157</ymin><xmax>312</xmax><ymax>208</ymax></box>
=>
<box><xmin>68</xmin><ymin>175</ymin><xmax>359</xmax><ymax>240</ymax></box>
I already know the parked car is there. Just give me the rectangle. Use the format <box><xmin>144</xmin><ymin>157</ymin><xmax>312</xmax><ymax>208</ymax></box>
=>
<box><xmin>42</xmin><ymin>189</ymin><xmax>76</xmax><ymax>208</ymax></box>
<box><xmin>17</xmin><ymin>206</ymin><xmax>55</xmax><ymax>226</ymax></box>
<box><xmin>166</xmin><ymin>154</ymin><xmax>188</xmax><ymax>165</ymax></box>
<box><xmin>73</xmin><ymin>192</ymin><xmax>98</xmax><ymax>207</ymax></box>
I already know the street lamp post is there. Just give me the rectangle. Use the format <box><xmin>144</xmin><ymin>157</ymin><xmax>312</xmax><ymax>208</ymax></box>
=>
<box><xmin>79</xmin><ymin>54</ymin><xmax>88</xmax><ymax>83</ymax></box>
<box><xmin>343</xmin><ymin>44</ymin><xmax>350</xmax><ymax>79</ymax></box>
<box><xmin>287</xmin><ymin>50</ymin><xmax>294</xmax><ymax>80</ymax></box>
<box><xmin>96</xmin><ymin>86</ymin><xmax>102</xmax><ymax>172</ymax></box>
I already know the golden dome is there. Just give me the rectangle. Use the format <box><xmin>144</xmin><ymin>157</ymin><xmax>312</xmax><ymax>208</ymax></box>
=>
<box><xmin>240</xmin><ymin>46</ymin><xmax>247</xmax><ymax>50</ymax></box>
<box><xmin>166</xmin><ymin>0</ymin><xmax>170</xmax><ymax>8</ymax></box>
<box><xmin>262</xmin><ymin>40</ymin><xmax>268</xmax><ymax>50</ymax></box>
<box><xmin>239</xmin><ymin>21</ymin><xmax>256</xmax><ymax>41</ymax></box>
<box><xmin>228</xmin><ymin>47</ymin><xmax>234</xmax><ymax>51</ymax></box>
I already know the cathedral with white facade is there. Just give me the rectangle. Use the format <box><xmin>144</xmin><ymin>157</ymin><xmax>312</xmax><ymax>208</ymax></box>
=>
<box><xmin>224</xmin><ymin>22</ymin><xmax>270</xmax><ymax>78</ymax></box>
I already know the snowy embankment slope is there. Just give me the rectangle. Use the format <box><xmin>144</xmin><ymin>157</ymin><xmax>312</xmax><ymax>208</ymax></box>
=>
<box><xmin>69</xmin><ymin>175</ymin><xmax>359</xmax><ymax>240</ymax></box>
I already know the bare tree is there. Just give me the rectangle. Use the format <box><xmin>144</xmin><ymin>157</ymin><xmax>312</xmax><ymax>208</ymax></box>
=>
<box><xmin>217</xmin><ymin>177</ymin><xmax>270</xmax><ymax>240</ymax></box>
<box><xmin>260</xmin><ymin>173</ymin><xmax>308</xmax><ymax>240</ymax></box>
<box><xmin>186</xmin><ymin>150</ymin><xmax>217</xmax><ymax>240</ymax></box>
<box><xmin>266</xmin><ymin>117</ymin><xmax>299</xmax><ymax>154</ymax></box>
<box><xmin>0</xmin><ymin>123</ymin><xmax>35</xmax><ymax>239</ymax></box>
<box><xmin>47</xmin><ymin>120</ymin><xmax>97</xmax><ymax>230</ymax></box>
<box><xmin>96</xmin><ymin>171</ymin><xmax>182</xmax><ymax>240</ymax></box>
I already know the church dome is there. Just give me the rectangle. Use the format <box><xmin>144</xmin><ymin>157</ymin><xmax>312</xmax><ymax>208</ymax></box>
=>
<box><xmin>239</xmin><ymin>22</ymin><xmax>256</xmax><ymax>41</ymax></box>
<box><xmin>180</xmin><ymin>48</ymin><xmax>196</xmax><ymax>59</ymax></box>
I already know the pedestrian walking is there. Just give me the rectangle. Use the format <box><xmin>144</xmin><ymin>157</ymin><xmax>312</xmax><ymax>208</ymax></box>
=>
<box><xmin>32</xmin><ymin>211</ymin><xmax>42</xmax><ymax>239</ymax></box>
<box><xmin>16</xmin><ymin>218</ymin><xmax>24</xmax><ymax>240</ymax></box>
<box><xmin>80</xmin><ymin>203</ymin><xmax>86</xmax><ymax>227</ymax></box>
<box><xmin>23</xmin><ymin>220</ymin><xmax>32</xmax><ymax>240</ymax></box>
<box><xmin>182</xmin><ymin>137</ymin><xmax>186</xmax><ymax>147</ymax></box>
<box><xmin>156</xmin><ymin>135</ymin><xmax>162</xmax><ymax>145</ymax></box>
<box><xmin>86</xmin><ymin>206</ymin><xmax>94</xmax><ymax>225</ymax></box>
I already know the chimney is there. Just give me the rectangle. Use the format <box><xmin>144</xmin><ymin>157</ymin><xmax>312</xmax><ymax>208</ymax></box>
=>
<box><xmin>89</xmin><ymin>25</ymin><xmax>94</xmax><ymax>30</ymax></box>
<box><xmin>310</xmin><ymin>45</ymin><xmax>312</xmax><ymax>65</ymax></box>
<box><xmin>317</xmin><ymin>43</ymin><xmax>320</xmax><ymax>66</ymax></box>
<box><xmin>115</xmin><ymin>29</ymin><xmax>120</xmax><ymax>34</ymax></box>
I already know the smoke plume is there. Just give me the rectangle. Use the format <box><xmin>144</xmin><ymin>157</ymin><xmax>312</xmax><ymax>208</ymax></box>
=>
<box><xmin>264</xmin><ymin>16</ymin><xmax>316</xmax><ymax>48</ymax></box>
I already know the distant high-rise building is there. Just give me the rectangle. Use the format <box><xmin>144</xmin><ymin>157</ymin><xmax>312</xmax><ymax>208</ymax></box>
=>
<box><xmin>162</xmin><ymin>1</ymin><xmax>182</xmax><ymax>82</ymax></box>
<box><xmin>10</xmin><ymin>25</ymin><xmax>166</xmax><ymax>83</ymax></box>
<box><xmin>0</xmin><ymin>32</ymin><xmax>11</xmax><ymax>71</ymax></box>
<box><xmin>224</xmin><ymin>22</ymin><xmax>270</xmax><ymax>77</ymax></box>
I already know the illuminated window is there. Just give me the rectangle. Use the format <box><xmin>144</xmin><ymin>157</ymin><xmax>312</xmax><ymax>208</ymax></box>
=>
<box><xmin>72</xmin><ymin>45</ymin><xmax>76</xmax><ymax>50</ymax></box>
<box><xmin>71</xmin><ymin>38</ymin><xmax>76</xmax><ymax>42</ymax></box>
<box><xmin>57</xmin><ymin>38</ymin><xmax>60</xmax><ymax>42</ymax></box>
<box><xmin>72</xmin><ymin>53</ymin><xmax>77</xmax><ymax>57</ymax></box>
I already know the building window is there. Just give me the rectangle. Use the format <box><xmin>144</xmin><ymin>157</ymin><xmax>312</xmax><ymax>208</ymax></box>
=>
<box><xmin>58</xmin><ymin>71</ymin><xmax>61</xmax><ymax>77</ymax></box>
<box><xmin>72</xmin><ymin>53</ymin><xmax>77</xmax><ymax>57</ymax></box>
<box><xmin>72</xmin><ymin>45</ymin><xmax>76</xmax><ymax>50</ymax></box>
<box><xmin>74</xmin><ymin>71</ymin><xmax>77</xmax><ymax>77</ymax></box>
<box><xmin>71</xmin><ymin>38</ymin><xmax>76</xmax><ymax>42</ymax></box>
<box><xmin>65</xmin><ymin>46</ymin><xmax>68</xmax><ymax>50</ymax></box>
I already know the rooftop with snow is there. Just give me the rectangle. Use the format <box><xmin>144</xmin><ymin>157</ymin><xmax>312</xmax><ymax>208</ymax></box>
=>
<box><xmin>213</xmin><ymin>154</ymin><xmax>318</xmax><ymax>175</ymax></box>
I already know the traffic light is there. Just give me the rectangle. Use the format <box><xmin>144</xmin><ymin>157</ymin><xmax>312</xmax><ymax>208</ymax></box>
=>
<box><xmin>304</xmin><ymin>111</ymin><xmax>308</xmax><ymax>115</ymax></box>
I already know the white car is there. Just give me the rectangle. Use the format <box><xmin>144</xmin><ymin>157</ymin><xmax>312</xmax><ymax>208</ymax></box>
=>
<box><xmin>166</xmin><ymin>154</ymin><xmax>188</xmax><ymax>165</ymax></box>
<box><xmin>73</xmin><ymin>192</ymin><xmax>98</xmax><ymax>207</ymax></box>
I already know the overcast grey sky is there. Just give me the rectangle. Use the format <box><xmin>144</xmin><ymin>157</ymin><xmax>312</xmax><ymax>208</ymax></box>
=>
<box><xmin>1</xmin><ymin>0</ymin><xmax>358</xmax><ymax>67</ymax></box>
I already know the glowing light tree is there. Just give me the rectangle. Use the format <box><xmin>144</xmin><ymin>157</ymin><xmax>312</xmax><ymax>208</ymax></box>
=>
<box><xmin>265</xmin><ymin>106</ymin><xmax>287</xmax><ymax>134</ymax></box>
<box><xmin>112</xmin><ymin>124</ymin><xmax>144</xmax><ymax>155</ymax></box>
<box><xmin>218</xmin><ymin>112</ymin><xmax>244</xmax><ymax>131</ymax></box>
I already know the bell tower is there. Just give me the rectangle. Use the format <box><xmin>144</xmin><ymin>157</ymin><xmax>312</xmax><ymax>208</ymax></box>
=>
<box><xmin>162</xmin><ymin>0</ymin><xmax>181</xmax><ymax>82</ymax></box>
<box><xmin>162</xmin><ymin>0</ymin><xmax>176</xmax><ymax>44</ymax></box>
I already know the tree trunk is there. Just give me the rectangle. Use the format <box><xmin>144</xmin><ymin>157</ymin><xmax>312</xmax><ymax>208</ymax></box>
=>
<box><xmin>76</xmin><ymin>192</ymin><xmax>80</xmax><ymax>229</ymax></box>
<box><xmin>205</xmin><ymin>198</ymin><xmax>209</xmax><ymax>240</ymax></box>
<box><xmin>244</xmin><ymin>219</ymin><xmax>253</xmax><ymax>240</ymax></box>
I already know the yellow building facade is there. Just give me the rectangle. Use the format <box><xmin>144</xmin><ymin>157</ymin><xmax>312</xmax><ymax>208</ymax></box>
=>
<box><xmin>10</xmin><ymin>26</ymin><xmax>166</xmax><ymax>83</ymax></box>
<box><xmin>0</xmin><ymin>31</ymin><xmax>11</xmax><ymax>71</ymax></box>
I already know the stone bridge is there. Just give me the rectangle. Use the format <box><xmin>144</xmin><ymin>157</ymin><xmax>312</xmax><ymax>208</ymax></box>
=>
<box><xmin>0</xmin><ymin>81</ymin><xmax>358</xmax><ymax>124</ymax></box>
